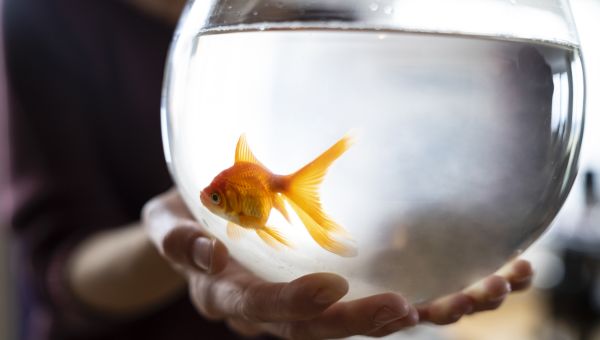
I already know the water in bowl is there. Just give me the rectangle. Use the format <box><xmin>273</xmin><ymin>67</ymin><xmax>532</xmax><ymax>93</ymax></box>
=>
<box><xmin>165</xmin><ymin>27</ymin><xmax>584</xmax><ymax>302</ymax></box>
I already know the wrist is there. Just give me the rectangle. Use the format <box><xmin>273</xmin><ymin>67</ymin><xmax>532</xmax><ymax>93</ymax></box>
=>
<box><xmin>67</xmin><ymin>224</ymin><xmax>186</xmax><ymax>317</ymax></box>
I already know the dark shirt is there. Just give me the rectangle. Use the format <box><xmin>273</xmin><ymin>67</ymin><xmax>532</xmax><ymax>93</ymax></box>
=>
<box><xmin>1</xmin><ymin>0</ymin><xmax>257</xmax><ymax>339</ymax></box>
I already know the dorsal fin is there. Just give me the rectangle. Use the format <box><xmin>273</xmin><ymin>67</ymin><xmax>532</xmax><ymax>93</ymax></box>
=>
<box><xmin>235</xmin><ymin>134</ymin><xmax>263</xmax><ymax>165</ymax></box>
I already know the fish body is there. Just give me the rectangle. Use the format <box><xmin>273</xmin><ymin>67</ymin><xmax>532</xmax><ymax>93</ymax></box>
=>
<box><xmin>201</xmin><ymin>162</ymin><xmax>281</xmax><ymax>229</ymax></box>
<box><xmin>200</xmin><ymin>134</ymin><xmax>356</xmax><ymax>257</ymax></box>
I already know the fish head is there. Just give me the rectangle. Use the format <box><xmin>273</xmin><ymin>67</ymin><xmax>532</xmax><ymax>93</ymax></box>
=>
<box><xmin>200</xmin><ymin>178</ymin><xmax>228</xmax><ymax>219</ymax></box>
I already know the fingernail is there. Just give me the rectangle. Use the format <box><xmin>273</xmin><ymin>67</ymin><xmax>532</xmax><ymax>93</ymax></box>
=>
<box><xmin>374</xmin><ymin>306</ymin><xmax>409</xmax><ymax>326</ymax></box>
<box><xmin>313</xmin><ymin>288</ymin><xmax>344</xmax><ymax>305</ymax></box>
<box><xmin>504</xmin><ymin>280</ymin><xmax>512</xmax><ymax>293</ymax></box>
<box><xmin>192</xmin><ymin>238</ymin><xmax>213</xmax><ymax>271</ymax></box>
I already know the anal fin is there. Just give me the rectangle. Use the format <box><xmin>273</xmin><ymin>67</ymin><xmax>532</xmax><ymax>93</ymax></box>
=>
<box><xmin>273</xmin><ymin>194</ymin><xmax>291</xmax><ymax>223</ymax></box>
<box><xmin>256</xmin><ymin>226</ymin><xmax>292</xmax><ymax>249</ymax></box>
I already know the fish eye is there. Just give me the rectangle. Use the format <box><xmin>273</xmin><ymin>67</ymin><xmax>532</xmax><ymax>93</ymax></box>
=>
<box><xmin>211</xmin><ymin>192</ymin><xmax>221</xmax><ymax>204</ymax></box>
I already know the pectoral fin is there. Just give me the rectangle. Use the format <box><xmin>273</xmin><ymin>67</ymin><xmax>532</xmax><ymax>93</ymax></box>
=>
<box><xmin>227</xmin><ymin>222</ymin><xmax>245</xmax><ymax>240</ymax></box>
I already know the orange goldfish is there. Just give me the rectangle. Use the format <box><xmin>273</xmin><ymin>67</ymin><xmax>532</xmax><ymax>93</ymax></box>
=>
<box><xmin>200</xmin><ymin>133</ymin><xmax>356</xmax><ymax>257</ymax></box>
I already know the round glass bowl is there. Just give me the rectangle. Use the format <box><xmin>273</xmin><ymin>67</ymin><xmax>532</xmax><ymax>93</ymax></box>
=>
<box><xmin>162</xmin><ymin>0</ymin><xmax>585</xmax><ymax>302</ymax></box>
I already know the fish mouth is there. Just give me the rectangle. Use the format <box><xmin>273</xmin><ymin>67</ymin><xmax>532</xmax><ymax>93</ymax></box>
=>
<box><xmin>199</xmin><ymin>189</ymin><xmax>210</xmax><ymax>207</ymax></box>
<box><xmin>200</xmin><ymin>187</ymin><xmax>223</xmax><ymax>217</ymax></box>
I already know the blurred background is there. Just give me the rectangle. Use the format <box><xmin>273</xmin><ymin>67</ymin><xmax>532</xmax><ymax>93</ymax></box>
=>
<box><xmin>0</xmin><ymin>0</ymin><xmax>598</xmax><ymax>339</ymax></box>
<box><xmin>1</xmin><ymin>0</ymin><xmax>14</xmax><ymax>336</ymax></box>
<box><xmin>443</xmin><ymin>0</ymin><xmax>600</xmax><ymax>339</ymax></box>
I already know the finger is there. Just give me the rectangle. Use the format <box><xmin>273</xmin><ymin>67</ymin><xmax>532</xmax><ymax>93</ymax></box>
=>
<box><xmin>496</xmin><ymin>259</ymin><xmax>534</xmax><ymax>292</ymax></box>
<box><xmin>416</xmin><ymin>261</ymin><xmax>532</xmax><ymax>325</ymax></box>
<box><xmin>143</xmin><ymin>190</ymin><xmax>179</xmax><ymax>250</ymax></box>
<box><xmin>266</xmin><ymin>293</ymin><xmax>417</xmax><ymax>339</ymax></box>
<box><xmin>193</xmin><ymin>271</ymin><xmax>348</xmax><ymax>322</ymax></box>
<box><xmin>162</xmin><ymin>226</ymin><xmax>229</xmax><ymax>274</ymax></box>
<box><xmin>142</xmin><ymin>189</ymin><xmax>195</xmax><ymax>249</ymax></box>
<box><xmin>463</xmin><ymin>275</ymin><xmax>511</xmax><ymax>313</ymax></box>
<box><xmin>142</xmin><ymin>189</ymin><xmax>229</xmax><ymax>274</ymax></box>
<box><xmin>417</xmin><ymin>293</ymin><xmax>473</xmax><ymax>325</ymax></box>
<box><xmin>367</xmin><ymin>307</ymin><xmax>419</xmax><ymax>338</ymax></box>
<box><xmin>240</xmin><ymin>273</ymin><xmax>348</xmax><ymax>322</ymax></box>
<box><xmin>154</xmin><ymin>188</ymin><xmax>195</xmax><ymax>218</ymax></box>
<box><xmin>226</xmin><ymin>319</ymin><xmax>264</xmax><ymax>338</ymax></box>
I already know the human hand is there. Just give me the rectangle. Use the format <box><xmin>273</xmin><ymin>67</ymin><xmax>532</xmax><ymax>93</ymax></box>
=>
<box><xmin>416</xmin><ymin>259</ymin><xmax>533</xmax><ymax>325</ymax></box>
<box><xmin>143</xmin><ymin>189</ymin><xmax>533</xmax><ymax>339</ymax></box>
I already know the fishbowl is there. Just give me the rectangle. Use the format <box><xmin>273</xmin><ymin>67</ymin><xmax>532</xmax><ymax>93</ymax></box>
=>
<box><xmin>162</xmin><ymin>0</ymin><xmax>585</xmax><ymax>302</ymax></box>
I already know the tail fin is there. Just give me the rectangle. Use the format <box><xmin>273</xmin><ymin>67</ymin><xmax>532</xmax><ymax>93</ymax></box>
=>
<box><xmin>281</xmin><ymin>134</ymin><xmax>357</xmax><ymax>257</ymax></box>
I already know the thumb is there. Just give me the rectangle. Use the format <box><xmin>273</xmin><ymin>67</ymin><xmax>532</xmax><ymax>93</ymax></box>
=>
<box><xmin>163</xmin><ymin>224</ymin><xmax>229</xmax><ymax>274</ymax></box>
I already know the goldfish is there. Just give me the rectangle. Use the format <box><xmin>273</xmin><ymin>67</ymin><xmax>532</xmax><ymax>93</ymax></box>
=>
<box><xmin>200</xmin><ymin>133</ymin><xmax>357</xmax><ymax>257</ymax></box>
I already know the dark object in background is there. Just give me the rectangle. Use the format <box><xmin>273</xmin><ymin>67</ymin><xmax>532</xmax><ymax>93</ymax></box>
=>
<box><xmin>549</xmin><ymin>171</ymin><xmax>600</xmax><ymax>340</ymax></box>
<box><xmin>1</xmin><ymin>0</ymin><xmax>271</xmax><ymax>339</ymax></box>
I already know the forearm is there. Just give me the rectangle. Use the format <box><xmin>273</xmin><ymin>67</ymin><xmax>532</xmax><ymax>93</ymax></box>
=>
<box><xmin>67</xmin><ymin>224</ymin><xmax>186</xmax><ymax>317</ymax></box>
